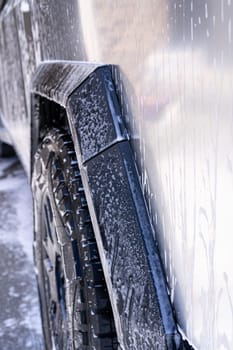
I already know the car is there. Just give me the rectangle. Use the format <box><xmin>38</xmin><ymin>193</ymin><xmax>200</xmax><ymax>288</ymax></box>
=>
<box><xmin>0</xmin><ymin>1</ymin><xmax>232</xmax><ymax>349</ymax></box>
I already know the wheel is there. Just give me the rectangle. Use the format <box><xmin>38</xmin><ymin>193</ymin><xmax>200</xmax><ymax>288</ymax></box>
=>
<box><xmin>32</xmin><ymin>128</ymin><xmax>117</xmax><ymax>350</ymax></box>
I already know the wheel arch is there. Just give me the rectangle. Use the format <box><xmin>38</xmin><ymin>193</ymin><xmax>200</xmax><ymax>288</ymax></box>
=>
<box><xmin>31</xmin><ymin>61</ymin><xmax>182</xmax><ymax>350</ymax></box>
<box><xmin>31</xmin><ymin>61</ymin><xmax>102</xmax><ymax>170</ymax></box>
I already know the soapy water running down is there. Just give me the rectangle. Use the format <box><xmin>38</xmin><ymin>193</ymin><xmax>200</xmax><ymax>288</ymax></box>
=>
<box><xmin>0</xmin><ymin>157</ymin><xmax>43</xmax><ymax>350</ymax></box>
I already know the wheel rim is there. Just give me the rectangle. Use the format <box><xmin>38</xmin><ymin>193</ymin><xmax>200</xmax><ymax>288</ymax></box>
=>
<box><xmin>41</xmin><ymin>193</ymin><xmax>68</xmax><ymax>349</ymax></box>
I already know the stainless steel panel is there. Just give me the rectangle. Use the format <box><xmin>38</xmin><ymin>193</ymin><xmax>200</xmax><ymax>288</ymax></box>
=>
<box><xmin>77</xmin><ymin>1</ymin><xmax>233</xmax><ymax>349</ymax></box>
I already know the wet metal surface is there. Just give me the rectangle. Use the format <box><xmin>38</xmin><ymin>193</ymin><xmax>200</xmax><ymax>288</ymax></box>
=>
<box><xmin>0</xmin><ymin>158</ymin><xmax>43</xmax><ymax>350</ymax></box>
<box><xmin>0</xmin><ymin>1</ymin><xmax>233</xmax><ymax>348</ymax></box>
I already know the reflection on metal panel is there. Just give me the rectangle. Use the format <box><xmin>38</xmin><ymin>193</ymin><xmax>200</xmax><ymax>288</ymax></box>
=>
<box><xmin>78</xmin><ymin>1</ymin><xmax>233</xmax><ymax>349</ymax></box>
<box><xmin>0</xmin><ymin>4</ymin><xmax>30</xmax><ymax>173</ymax></box>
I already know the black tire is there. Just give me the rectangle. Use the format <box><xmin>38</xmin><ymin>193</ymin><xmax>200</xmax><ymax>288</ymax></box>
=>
<box><xmin>32</xmin><ymin>129</ymin><xmax>117</xmax><ymax>350</ymax></box>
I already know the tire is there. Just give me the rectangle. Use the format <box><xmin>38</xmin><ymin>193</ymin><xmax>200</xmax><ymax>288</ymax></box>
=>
<box><xmin>32</xmin><ymin>128</ymin><xmax>117</xmax><ymax>350</ymax></box>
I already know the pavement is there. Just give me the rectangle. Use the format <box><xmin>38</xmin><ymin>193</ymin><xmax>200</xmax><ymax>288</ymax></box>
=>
<box><xmin>0</xmin><ymin>158</ymin><xmax>44</xmax><ymax>350</ymax></box>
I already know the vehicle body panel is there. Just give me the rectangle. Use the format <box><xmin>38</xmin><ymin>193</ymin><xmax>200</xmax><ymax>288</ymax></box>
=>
<box><xmin>0</xmin><ymin>1</ymin><xmax>233</xmax><ymax>349</ymax></box>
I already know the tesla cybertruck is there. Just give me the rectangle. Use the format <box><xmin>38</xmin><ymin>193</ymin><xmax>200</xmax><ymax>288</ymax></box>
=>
<box><xmin>0</xmin><ymin>1</ymin><xmax>232</xmax><ymax>349</ymax></box>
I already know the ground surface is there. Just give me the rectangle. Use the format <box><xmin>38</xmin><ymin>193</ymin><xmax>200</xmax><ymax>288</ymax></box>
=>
<box><xmin>0</xmin><ymin>158</ymin><xmax>44</xmax><ymax>350</ymax></box>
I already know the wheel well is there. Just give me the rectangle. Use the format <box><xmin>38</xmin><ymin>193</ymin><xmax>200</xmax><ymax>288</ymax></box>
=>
<box><xmin>36</xmin><ymin>96</ymin><xmax>69</xmax><ymax>140</ymax></box>
<box><xmin>31</xmin><ymin>95</ymin><xmax>70</xmax><ymax>169</ymax></box>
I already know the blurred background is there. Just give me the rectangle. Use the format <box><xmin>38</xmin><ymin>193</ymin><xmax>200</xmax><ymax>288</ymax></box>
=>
<box><xmin>0</xmin><ymin>156</ymin><xmax>43</xmax><ymax>350</ymax></box>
